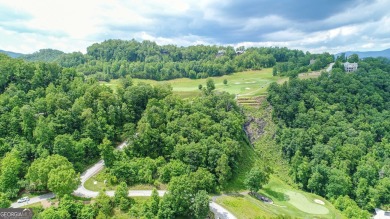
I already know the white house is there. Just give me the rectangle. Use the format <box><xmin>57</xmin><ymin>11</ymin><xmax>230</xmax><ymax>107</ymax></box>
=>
<box><xmin>344</xmin><ymin>62</ymin><xmax>358</xmax><ymax>72</ymax></box>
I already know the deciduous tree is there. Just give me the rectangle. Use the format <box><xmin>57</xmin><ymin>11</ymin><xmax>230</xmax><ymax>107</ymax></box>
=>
<box><xmin>47</xmin><ymin>167</ymin><xmax>79</xmax><ymax>197</ymax></box>
<box><xmin>245</xmin><ymin>165</ymin><xmax>270</xmax><ymax>194</ymax></box>
<box><xmin>0</xmin><ymin>150</ymin><xmax>22</xmax><ymax>198</ymax></box>
<box><xmin>190</xmin><ymin>190</ymin><xmax>209</xmax><ymax>219</ymax></box>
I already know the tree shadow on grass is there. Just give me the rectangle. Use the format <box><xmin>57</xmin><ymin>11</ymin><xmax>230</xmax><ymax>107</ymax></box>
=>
<box><xmin>262</xmin><ymin>188</ymin><xmax>289</xmax><ymax>202</ymax></box>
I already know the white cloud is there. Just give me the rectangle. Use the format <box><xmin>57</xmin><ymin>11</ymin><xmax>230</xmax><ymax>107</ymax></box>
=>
<box><xmin>241</xmin><ymin>15</ymin><xmax>291</xmax><ymax>32</ymax></box>
<box><xmin>1</xmin><ymin>0</ymin><xmax>390</xmax><ymax>53</ymax></box>
<box><xmin>322</xmin><ymin>0</ymin><xmax>390</xmax><ymax>26</ymax></box>
<box><xmin>262</xmin><ymin>28</ymin><xmax>304</xmax><ymax>41</ymax></box>
<box><xmin>0</xmin><ymin>0</ymin><xmax>100</xmax><ymax>38</ymax></box>
<box><xmin>133</xmin><ymin>32</ymin><xmax>212</xmax><ymax>46</ymax></box>
<box><xmin>0</xmin><ymin>26</ymin><xmax>92</xmax><ymax>53</ymax></box>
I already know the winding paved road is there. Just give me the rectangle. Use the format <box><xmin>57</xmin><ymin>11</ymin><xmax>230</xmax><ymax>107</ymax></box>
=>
<box><xmin>326</xmin><ymin>62</ymin><xmax>335</xmax><ymax>72</ymax></box>
<box><xmin>11</xmin><ymin>141</ymin><xmax>236</xmax><ymax>219</ymax></box>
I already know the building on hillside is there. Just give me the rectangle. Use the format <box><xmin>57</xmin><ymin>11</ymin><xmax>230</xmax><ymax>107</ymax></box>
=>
<box><xmin>343</xmin><ymin>62</ymin><xmax>358</xmax><ymax>72</ymax></box>
<box><xmin>216</xmin><ymin>50</ymin><xmax>225</xmax><ymax>57</ymax></box>
<box><xmin>236</xmin><ymin>50</ymin><xmax>245</xmax><ymax>55</ymax></box>
<box><xmin>374</xmin><ymin>208</ymin><xmax>390</xmax><ymax>219</ymax></box>
<box><xmin>309</xmin><ymin>59</ymin><xmax>316</xmax><ymax>65</ymax></box>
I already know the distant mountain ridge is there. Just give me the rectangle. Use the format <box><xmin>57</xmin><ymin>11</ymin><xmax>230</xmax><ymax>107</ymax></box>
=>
<box><xmin>0</xmin><ymin>49</ymin><xmax>24</xmax><ymax>58</ymax></box>
<box><xmin>338</xmin><ymin>48</ymin><xmax>390</xmax><ymax>59</ymax></box>
<box><xmin>1</xmin><ymin>48</ymin><xmax>65</xmax><ymax>62</ymax></box>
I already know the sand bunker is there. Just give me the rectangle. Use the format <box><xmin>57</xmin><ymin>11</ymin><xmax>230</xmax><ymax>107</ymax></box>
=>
<box><xmin>314</xmin><ymin>199</ymin><xmax>325</xmax><ymax>205</ymax></box>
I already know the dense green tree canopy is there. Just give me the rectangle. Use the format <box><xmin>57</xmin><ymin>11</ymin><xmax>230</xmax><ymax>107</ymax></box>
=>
<box><xmin>16</xmin><ymin>40</ymin><xmax>334</xmax><ymax>81</ymax></box>
<box><xmin>245</xmin><ymin>165</ymin><xmax>271</xmax><ymax>193</ymax></box>
<box><xmin>0</xmin><ymin>150</ymin><xmax>22</xmax><ymax>198</ymax></box>
<box><xmin>0</xmin><ymin>54</ymin><xmax>170</xmax><ymax>204</ymax></box>
<box><xmin>268</xmin><ymin>57</ymin><xmax>390</xmax><ymax>210</ymax></box>
<box><xmin>21</xmin><ymin>49</ymin><xmax>64</xmax><ymax>62</ymax></box>
<box><xmin>47</xmin><ymin>166</ymin><xmax>79</xmax><ymax>197</ymax></box>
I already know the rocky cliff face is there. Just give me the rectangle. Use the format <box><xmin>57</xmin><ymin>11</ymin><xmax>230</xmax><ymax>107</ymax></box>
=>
<box><xmin>244</xmin><ymin>116</ymin><xmax>267</xmax><ymax>144</ymax></box>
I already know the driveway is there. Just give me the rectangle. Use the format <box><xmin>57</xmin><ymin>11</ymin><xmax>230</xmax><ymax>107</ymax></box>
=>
<box><xmin>11</xmin><ymin>141</ymin><xmax>237</xmax><ymax>219</ymax></box>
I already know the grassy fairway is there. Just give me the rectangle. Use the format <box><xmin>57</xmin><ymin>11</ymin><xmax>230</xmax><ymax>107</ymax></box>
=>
<box><xmin>284</xmin><ymin>190</ymin><xmax>329</xmax><ymax>214</ymax></box>
<box><xmin>101</xmin><ymin>68</ymin><xmax>285</xmax><ymax>98</ymax></box>
<box><xmin>216</xmin><ymin>176</ymin><xmax>344</xmax><ymax>219</ymax></box>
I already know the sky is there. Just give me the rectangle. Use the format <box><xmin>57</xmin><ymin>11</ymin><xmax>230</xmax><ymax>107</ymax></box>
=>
<box><xmin>1</xmin><ymin>0</ymin><xmax>390</xmax><ymax>54</ymax></box>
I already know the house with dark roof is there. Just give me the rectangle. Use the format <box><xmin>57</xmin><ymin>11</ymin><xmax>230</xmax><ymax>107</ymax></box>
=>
<box><xmin>216</xmin><ymin>50</ymin><xmax>225</xmax><ymax>57</ymax></box>
<box><xmin>236</xmin><ymin>50</ymin><xmax>245</xmax><ymax>55</ymax></box>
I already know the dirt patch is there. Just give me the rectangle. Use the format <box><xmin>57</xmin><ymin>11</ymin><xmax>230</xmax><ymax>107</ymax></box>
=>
<box><xmin>298</xmin><ymin>71</ymin><xmax>322</xmax><ymax>79</ymax></box>
<box><xmin>41</xmin><ymin>199</ymin><xmax>58</xmax><ymax>208</ymax></box>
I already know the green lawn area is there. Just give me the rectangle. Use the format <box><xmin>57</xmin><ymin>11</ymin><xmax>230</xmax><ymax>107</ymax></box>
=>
<box><xmin>84</xmin><ymin>168</ymin><xmax>116</xmax><ymax>191</ymax></box>
<box><xmin>216</xmin><ymin>176</ymin><xmax>344</xmax><ymax>219</ymax></box>
<box><xmin>101</xmin><ymin>68</ymin><xmax>286</xmax><ymax>98</ymax></box>
<box><xmin>284</xmin><ymin>190</ymin><xmax>329</xmax><ymax>215</ymax></box>
<box><xmin>84</xmin><ymin>168</ymin><xmax>166</xmax><ymax>191</ymax></box>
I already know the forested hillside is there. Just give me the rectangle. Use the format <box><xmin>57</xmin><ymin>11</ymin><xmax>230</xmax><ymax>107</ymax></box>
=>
<box><xmin>17</xmin><ymin>39</ymin><xmax>333</xmax><ymax>81</ymax></box>
<box><xmin>0</xmin><ymin>52</ymin><xmax>249</xmax><ymax>217</ymax></box>
<box><xmin>72</xmin><ymin>40</ymin><xmax>333</xmax><ymax>80</ymax></box>
<box><xmin>106</xmin><ymin>89</ymin><xmax>246</xmax><ymax>217</ymax></box>
<box><xmin>267</xmin><ymin>57</ymin><xmax>390</xmax><ymax>217</ymax></box>
<box><xmin>0</xmin><ymin>53</ymin><xmax>170</xmax><ymax>198</ymax></box>
<box><xmin>21</xmin><ymin>49</ymin><xmax>65</xmax><ymax>62</ymax></box>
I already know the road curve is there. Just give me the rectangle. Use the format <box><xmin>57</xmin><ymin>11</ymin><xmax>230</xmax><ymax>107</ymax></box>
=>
<box><xmin>11</xmin><ymin>141</ymin><xmax>237</xmax><ymax>219</ymax></box>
